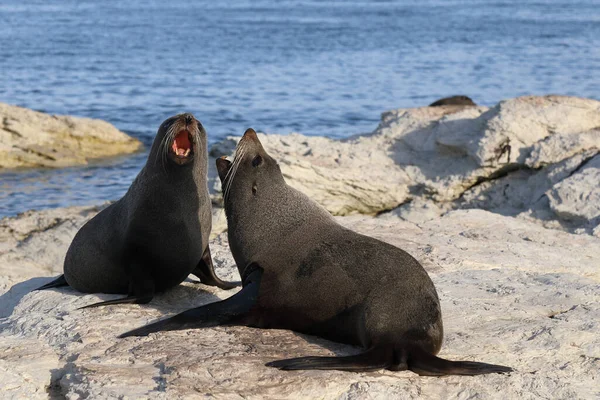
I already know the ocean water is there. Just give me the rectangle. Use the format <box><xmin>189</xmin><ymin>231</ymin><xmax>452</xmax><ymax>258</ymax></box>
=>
<box><xmin>1</xmin><ymin>0</ymin><xmax>599</xmax><ymax>217</ymax></box>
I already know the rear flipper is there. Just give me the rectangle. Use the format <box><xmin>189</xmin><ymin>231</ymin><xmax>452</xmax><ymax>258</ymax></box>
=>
<box><xmin>267</xmin><ymin>346</ymin><xmax>513</xmax><ymax>376</ymax></box>
<box><xmin>266</xmin><ymin>347</ymin><xmax>391</xmax><ymax>372</ymax></box>
<box><xmin>407</xmin><ymin>347</ymin><xmax>513</xmax><ymax>376</ymax></box>
<box><xmin>119</xmin><ymin>263</ymin><xmax>262</xmax><ymax>338</ymax></box>
<box><xmin>192</xmin><ymin>245</ymin><xmax>240</xmax><ymax>290</ymax></box>
<box><xmin>34</xmin><ymin>275</ymin><xmax>69</xmax><ymax>291</ymax></box>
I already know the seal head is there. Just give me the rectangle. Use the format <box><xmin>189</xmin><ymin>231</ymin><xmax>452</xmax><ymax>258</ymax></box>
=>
<box><xmin>151</xmin><ymin>113</ymin><xmax>200</xmax><ymax>167</ymax></box>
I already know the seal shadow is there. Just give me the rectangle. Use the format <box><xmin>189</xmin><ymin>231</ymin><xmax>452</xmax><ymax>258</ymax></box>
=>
<box><xmin>73</xmin><ymin>282</ymin><xmax>225</xmax><ymax>314</ymax></box>
<box><xmin>0</xmin><ymin>277</ymin><xmax>49</xmax><ymax>318</ymax></box>
<box><xmin>285</xmin><ymin>330</ymin><xmax>363</xmax><ymax>358</ymax></box>
<box><xmin>1</xmin><ymin>276</ymin><xmax>224</xmax><ymax>321</ymax></box>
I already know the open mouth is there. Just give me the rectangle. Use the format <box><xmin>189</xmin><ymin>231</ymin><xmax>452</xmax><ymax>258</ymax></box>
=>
<box><xmin>170</xmin><ymin>130</ymin><xmax>194</xmax><ymax>160</ymax></box>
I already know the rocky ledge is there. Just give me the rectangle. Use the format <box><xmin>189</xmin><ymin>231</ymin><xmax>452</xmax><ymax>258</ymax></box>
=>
<box><xmin>1</xmin><ymin>204</ymin><xmax>599</xmax><ymax>398</ymax></box>
<box><xmin>1</xmin><ymin>95</ymin><xmax>599</xmax><ymax>398</ymax></box>
<box><xmin>0</xmin><ymin>103</ymin><xmax>142</xmax><ymax>169</ymax></box>
<box><xmin>210</xmin><ymin>95</ymin><xmax>600</xmax><ymax>236</ymax></box>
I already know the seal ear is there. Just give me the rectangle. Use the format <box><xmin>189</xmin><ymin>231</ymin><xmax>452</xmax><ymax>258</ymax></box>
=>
<box><xmin>216</xmin><ymin>157</ymin><xmax>232</xmax><ymax>183</ymax></box>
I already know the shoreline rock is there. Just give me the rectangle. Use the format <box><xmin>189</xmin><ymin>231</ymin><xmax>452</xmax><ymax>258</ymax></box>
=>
<box><xmin>0</xmin><ymin>103</ymin><xmax>143</xmax><ymax>169</ymax></box>
<box><xmin>0</xmin><ymin>205</ymin><xmax>599</xmax><ymax>398</ymax></box>
<box><xmin>1</xmin><ymin>95</ymin><xmax>600</xmax><ymax>397</ymax></box>
<box><xmin>209</xmin><ymin>95</ymin><xmax>600</xmax><ymax>235</ymax></box>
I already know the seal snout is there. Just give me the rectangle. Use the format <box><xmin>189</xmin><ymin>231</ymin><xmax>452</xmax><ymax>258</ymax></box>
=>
<box><xmin>240</xmin><ymin>128</ymin><xmax>265</xmax><ymax>152</ymax></box>
<box><xmin>243</xmin><ymin>128</ymin><xmax>258</xmax><ymax>141</ymax></box>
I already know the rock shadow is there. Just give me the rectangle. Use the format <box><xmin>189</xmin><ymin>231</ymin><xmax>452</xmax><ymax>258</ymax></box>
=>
<box><xmin>387</xmin><ymin>117</ymin><xmax>485</xmax><ymax>185</ymax></box>
<box><xmin>0</xmin><ymin>276</ymin><xmax>225</xmax><ymax>321</ymax></box>
<box><xmin>287</xmin><ymin>331</ymin><xmax>363</xmax><ymax>358</ymax></box>
<box><xmin>0</xmin><ymin>277</ymin><xmax>49</xmax><ymax>318</ymax></box>
<box><xmin>74</xmin><ymin>283</ymin><xmax>225</xmax><ymax>315</ymax></box>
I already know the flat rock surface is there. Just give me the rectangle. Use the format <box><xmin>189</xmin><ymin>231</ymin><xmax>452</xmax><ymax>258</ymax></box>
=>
<box><xmin>0</xmin><ymin>102</ymin><xmax>142</xmax><ymax>169</ymax></box>
<box><xmin>1</xmin><ymin>206</ymin><xmax>598</xmax><ymax>399</ymax></box>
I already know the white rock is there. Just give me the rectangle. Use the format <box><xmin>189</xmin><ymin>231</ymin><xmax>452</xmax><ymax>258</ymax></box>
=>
<box><xmin>209</xmin><ymin>96</ymin><xmax>600</xmax><ymax>234</ymax></box>
<box><xmin>547</xmin><ymin>154</ymin><xmax>600</xmax><ymax>222</ymax></box>
<box><xmin>0</xmin><ymin>103</ymin><xmax>142</xmax><ymax>169</ymax></box>
<box><xmin>526</xmin><ymin>129</ymin><xmax>600</xmax><ymax>168</ymax></box>
<box><xmin>1</xmin><ymin>207</ymin><xmax>599</xmax><ymax>398</ymax></box>
<box><xmin>457</xmin><ymin>150</ymin><xmax>600</xmax><ymax>232</ymax></box>
<box><xmin>387</xmin><ymin>95</ymin><xmax>600</xmax><ymax>204</ymax></box>
<box><xmin>210</xmin><ymin>132</ymin><xmax>412</xmax><ymax>216</ymax></box>
<box><xmin>470</xmin><ymin>95</ymin><xmax>600</xmax><ymax>167</ymax></box>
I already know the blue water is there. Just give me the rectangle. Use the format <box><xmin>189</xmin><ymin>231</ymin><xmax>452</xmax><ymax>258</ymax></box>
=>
<box><xmin>1</xmin><ymin>0</ymin><xmax>599</xmax><ymax>217</ymax></box>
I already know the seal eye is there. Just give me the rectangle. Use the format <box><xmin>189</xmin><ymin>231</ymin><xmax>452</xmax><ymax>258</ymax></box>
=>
<box><xmin>252</xmin><ymin>155</ymin><xmax>263</xmax><ymax>167</ymax></box>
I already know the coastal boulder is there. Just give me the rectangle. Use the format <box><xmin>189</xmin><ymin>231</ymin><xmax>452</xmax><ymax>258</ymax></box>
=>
<box><xmin>0</xmin><ymin>103</ymin><xmax>142</xmax><ymax>169</ymax></box>
<box><xmin>210</xmin><ymin>95</ymin><xmax>600</xmax><ymax>234</ymax></box>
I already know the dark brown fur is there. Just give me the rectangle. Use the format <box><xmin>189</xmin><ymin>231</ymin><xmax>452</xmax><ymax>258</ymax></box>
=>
<box><xmin>36</xmin><ymin>114</ymin><xmax>236</xmax><ymax>306</ymax></box>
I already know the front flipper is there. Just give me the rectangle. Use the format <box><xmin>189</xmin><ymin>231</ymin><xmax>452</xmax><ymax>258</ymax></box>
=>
<box><xmin>78</xmin><ymin>294</ymin><xmax>153</xmax><ymax>310</ymax></box>
<box><xmin>119</xmin><ymin>264</ymin><xmax>263</xmax><ymax>338</ymax></box>
<box><xmin>266</xmin><ymin>347</ymin><xmax>391</xmax><ymax>372</ymax></box>
<box><xmin>191</xmin><ymin>245</ymin><xmax>240</xmax><ymax>290</ymax></box>
<box><xmin>79</xmin><ymin>265</ymin><xmax>155</xmax><ymax>309</ymax></box>
<box><xmin>34</xmin><ymin>274</ymin><xmax>69</xmax><ymax>291</ymax></box>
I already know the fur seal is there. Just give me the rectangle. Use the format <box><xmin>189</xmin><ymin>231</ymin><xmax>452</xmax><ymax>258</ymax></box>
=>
<box><xmin>36</xmin><ymin>113</ymin><xmax>237</xmax><ymax>308</ymax></box>
<box><xmin>429</xmin><ymin>95</ymin><xmax>476</xmax><ymax>107</ymax></box>
<box><xmin>120</xmin><ymin>129</ymin><xmax>511</xmax><ymax>376</ymax></box>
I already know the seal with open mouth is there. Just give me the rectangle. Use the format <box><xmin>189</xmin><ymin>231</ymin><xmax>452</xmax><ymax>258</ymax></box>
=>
<box><xmin>36</xmin><ymin>113</ymin><xmax>238</xmax><ymax>308</ymax></box>
<box><xmin>120</xmin><ymin>128</ymin><xmax>512</xmax><ymax>376</ymax></box>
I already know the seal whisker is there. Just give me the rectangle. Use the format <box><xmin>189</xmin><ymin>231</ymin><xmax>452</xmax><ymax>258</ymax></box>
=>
<box><xmin>162</xmin><ymin>120</ymin><xmax>180</xmax><ymax>172</ymax></box>
<box><xmin>159</xmin><ymin>130</ymin><xmax>170</xmax><ymax>172</ymax></box>
<box><xmin>225</xmin><ymin>140</ymin><xmax>245</xmax><ymax>181</ymax></box>
<box><xmin>223</xmin><ymin>144</ymin><xmax>242</xmax><ymax>200</ymax></box>
<box><xmin>155</xmin><ymin>127</ymin><xmax>169</xmax><ymax>168</ymax></box>
<box><xmin>157</xmin><ymin>122</ymin><xmax>172</xmax><ymax>172</ymax></box>
<box><xmin>223</xmin><ymin>156</ymin><xmax>238</xmax><ymax>201</ymax></box>
<box><xmin>224</xmin><ymin>157</ymin><xmax>238</xmax><ymax>200</ymax></box>
<box><xmin>224</xmin><ymin>144</ymin><xmax>246</xmax><ymax>201</ymax></box>
<box><xmin>193</xmin><ymin>125</ymin><xmax>202</xmax><ymax>160</ymax></box>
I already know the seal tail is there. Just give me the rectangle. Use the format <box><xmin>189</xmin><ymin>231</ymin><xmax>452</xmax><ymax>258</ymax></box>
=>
<box><xmin>34</xmin><ymin>274</ymin><xmax>69</xmax><ymax>291</ymax></box>
<box><xmin>406</xmin><ymin>347</ymin><xmax>513</xmax><ymax>376</ymax></box>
